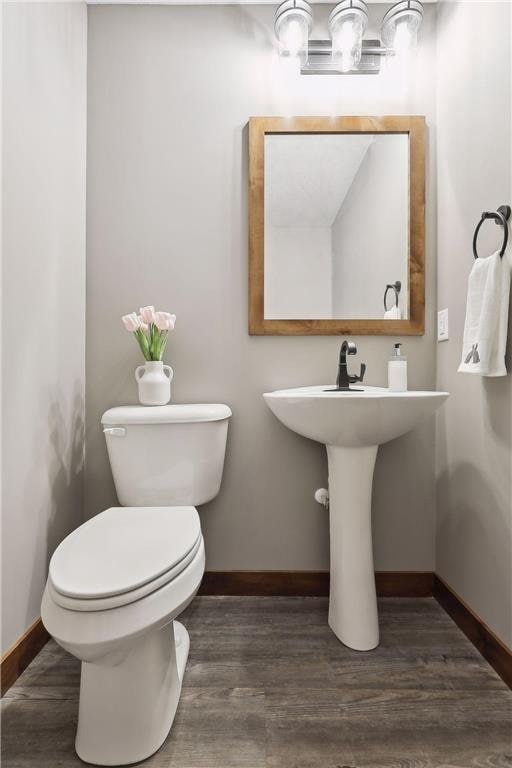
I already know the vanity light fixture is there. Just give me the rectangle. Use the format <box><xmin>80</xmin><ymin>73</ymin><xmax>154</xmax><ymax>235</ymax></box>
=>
<box><xmin>274</xmin><ymin>0</ymin><xmax>313</xmax><ymax>67</ymax></box>
<box><xmin>328</xmin><ymin>0</ymin><xmax>368</xmax><ymax>74</ymax></box>
<box><xmin>274</xmin><ymin>0</ymin><xmax>424</xmax><ymax>75</ymax></box>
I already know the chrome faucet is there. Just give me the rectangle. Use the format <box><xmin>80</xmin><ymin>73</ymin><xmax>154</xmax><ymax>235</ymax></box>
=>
<box><xmin>335</xmin><ymin>340</ymin><xmax>366</xmax><ymax>391</ymax></box>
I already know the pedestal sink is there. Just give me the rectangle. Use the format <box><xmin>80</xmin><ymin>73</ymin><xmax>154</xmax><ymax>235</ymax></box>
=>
<box><xmin>263</xmin><ymin>385</ymin><xmax>449</xmax><ymax>652</ymax></box>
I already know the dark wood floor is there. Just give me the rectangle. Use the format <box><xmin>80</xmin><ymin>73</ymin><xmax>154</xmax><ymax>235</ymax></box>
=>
<box><xmin>2</xmin><ymin>597</ymin><xmax>511</xmax><ymax>768</ymax></box>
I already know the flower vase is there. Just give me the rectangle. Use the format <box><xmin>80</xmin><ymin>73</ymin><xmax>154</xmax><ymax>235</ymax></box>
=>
<box><xmin>135</xmin><ymin>361</ymin><xmax>173</xmax><ymax>406</ymax></box>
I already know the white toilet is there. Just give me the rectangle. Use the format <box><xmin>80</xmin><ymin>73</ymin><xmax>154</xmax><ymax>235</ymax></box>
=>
<box><xmin>41</xmin><ymin>403</ymin><xmax>231</xmax><ymax>766</ymax></box>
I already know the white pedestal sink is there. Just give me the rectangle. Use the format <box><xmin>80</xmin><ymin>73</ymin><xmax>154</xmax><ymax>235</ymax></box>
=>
<box><xmin>263</xmin><ymin>385</ymin><xmax>449</xmax><ymax>651</ymax></box>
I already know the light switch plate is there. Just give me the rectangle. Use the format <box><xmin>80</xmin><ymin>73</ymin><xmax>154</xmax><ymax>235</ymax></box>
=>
<box><xmin>437</xmin><ymin>308</ymin><xmax>449</xmax><ymax>341</ymax></box>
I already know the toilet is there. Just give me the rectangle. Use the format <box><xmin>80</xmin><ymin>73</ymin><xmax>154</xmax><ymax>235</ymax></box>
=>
<box><xmin>41</xmin><ymin>403</ymin><xmax>231</xmax><ymax>766</ymax></box>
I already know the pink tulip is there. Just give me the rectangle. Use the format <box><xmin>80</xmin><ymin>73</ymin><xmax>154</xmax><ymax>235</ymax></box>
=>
<box><xmin>154</xmin><ymin>311</ymin><xmax>176</xmax><ymax>331</ymax></box>
<box><xmin>137</xmin><ymin>315</ymin><xmax>149</xmax><ymax>331</ymax></box>
<box><xmin>139</xmin><ymin>305</ymin><xmax>156</xmax><ymax>325</ymax></box>
<box><xmin>122</xmin><ymin>313</ymin><xmax>141</xmax><ymax>332</ymax></box>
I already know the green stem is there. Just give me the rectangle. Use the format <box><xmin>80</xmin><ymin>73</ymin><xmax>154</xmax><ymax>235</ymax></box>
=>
<box><xmin>153</xmin><ymin>328</ymin><xmax>162</xmax><ymax>361</ymax></box>
<box><xmin>134</xmin><ymin>329</ymin><xmax>150</xmax><ymax>361</ymax></box>
<box><xmin>151</xmin><ymin>324</ymin><xmax>159</xmax><ymax>361</ymax></box>
<box><xmin>159</xmin><ymin>331</ymin><xmax>169</xmax><ymax>360</ymax></box>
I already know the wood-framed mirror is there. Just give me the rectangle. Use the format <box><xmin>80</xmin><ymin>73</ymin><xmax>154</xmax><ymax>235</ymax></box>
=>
<box><xmin>249</xmin><ymin>116</ymin><xmax>425</xmax><ymax>335</ymax></box>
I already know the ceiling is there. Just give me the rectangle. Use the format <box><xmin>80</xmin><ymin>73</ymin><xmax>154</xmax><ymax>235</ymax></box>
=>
<box><xmin>87</xmin><ymin>0</ymin><xmax>437</xmax><ymax>4</ymax></box>
<box><xmin>266</xmin><ymin>134</ymin><xmax>374</xmax><ymax>228</ymax></box>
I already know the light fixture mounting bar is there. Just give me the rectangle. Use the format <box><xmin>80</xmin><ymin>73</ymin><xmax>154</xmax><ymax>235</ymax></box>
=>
<box><xmin>302</xmin><ymin>39</ymin><xmax>384</xmax><ymax>74</ymax></box>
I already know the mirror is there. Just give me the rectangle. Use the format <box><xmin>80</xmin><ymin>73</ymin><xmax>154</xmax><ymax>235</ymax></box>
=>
<box><xmin>249</xmin><ymin>117</ymin><xmax>425</xmax><ymax>335</ymax></box>
<box><xmin>265</xmin><ymin>133</ymin><xmax>408</xmax><ymax>320</ymax></box>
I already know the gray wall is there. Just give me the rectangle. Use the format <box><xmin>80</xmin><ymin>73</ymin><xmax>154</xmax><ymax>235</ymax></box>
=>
<box><xmin>86</xmin><ymin>3</ymin><xmax>438</xmax><ymax>572</ymax></box>
<box><xmin>435</xmin><ymin>1</ymin><xmax>512</xmax><ymax>648</ymax></box>
<box><xmin>1</xmin><ymin>2</ymin><xmax>87</xmax><ymax>654</ymax></box>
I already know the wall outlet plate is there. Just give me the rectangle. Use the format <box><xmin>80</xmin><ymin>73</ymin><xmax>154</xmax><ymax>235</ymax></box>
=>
<box><xmin>438</xmin><ymin>308</ymin><xmax>449</xmax><ymax>341</ymax></box>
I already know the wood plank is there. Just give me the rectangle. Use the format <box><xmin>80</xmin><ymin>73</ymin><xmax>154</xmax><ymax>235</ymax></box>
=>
<box><xmin>199</xmin><ymin>571</ymin><xmax>434</xmax><ymax>597</ymax></box>
<box><xmin>200</xmin><ymin>571</ymin><xmax>329</xmax><ymax>596</ymax></box>
<box><xmin>1</xmin><ymin>619</ymin><xmax>50</xmax><ymax>696</ymax></box>
<box><xmin>433</xmin><ymin>574</ymin><xmax>512</xmax><ymax>690</ymax></box>
<box><xmin>3</xmin><ymin>598</ymin><xmax>510</xmax><ymax>768</ymax></box>
<box><xmin>377</xmin><ymin>570</ymin><xmax>433</xmax><ymax>597</ymax></box>
<box><xmin>264</xmin><ymin>686</ymin><xmax>511</xmax><ymax>768</ymax></box>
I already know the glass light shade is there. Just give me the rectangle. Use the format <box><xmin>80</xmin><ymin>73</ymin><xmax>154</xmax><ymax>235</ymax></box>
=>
<box><xmin>393</xmin><ymin>16</ymin><xmax>420</xmax><ymax>53</ymax></box>
<box><xmin>329</xmin><ymin>1</ymin><xmax>368</xmax><ymax>74</ymax></box>
<box><xmin>274</xmin><ymin>0</ymin><xmax>313</xmax><ymax>67</ymax></box>
<box><xmin>381</xmin><ymin>0</ymin><xmax>423</xmax><ymax>54</ymax></box>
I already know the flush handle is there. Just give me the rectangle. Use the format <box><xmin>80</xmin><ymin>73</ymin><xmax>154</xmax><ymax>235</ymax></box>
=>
<box><xmin>103</xmin><ymin>427</ymin><xmax>126</xmax><ymax>437</ymax></box>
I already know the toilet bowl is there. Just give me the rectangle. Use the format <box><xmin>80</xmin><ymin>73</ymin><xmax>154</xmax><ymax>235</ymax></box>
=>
<box><xmin>41</xmin><ymin>404</ymin><xmax>231</xmax><ymax>766</ymax></box>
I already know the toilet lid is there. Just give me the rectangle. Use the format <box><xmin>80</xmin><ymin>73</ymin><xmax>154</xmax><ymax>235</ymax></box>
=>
<box><xmin>101</xmin><ymin>403</ymin><xmax>231</xmax><ymax>425</ymax></box>
<box><xmin>49</xmin><ymin>506</ymin><xmax>201</xmax><ymax>600</ymax></box>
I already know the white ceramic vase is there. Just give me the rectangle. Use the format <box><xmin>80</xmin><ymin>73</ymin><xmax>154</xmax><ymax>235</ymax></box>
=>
<box><xmin>135</xmin><ymin>361</ymin><xmax>173</xmax><ymax>406</ymax></box>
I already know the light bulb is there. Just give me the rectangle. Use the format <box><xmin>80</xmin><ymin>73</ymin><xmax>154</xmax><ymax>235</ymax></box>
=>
<box><xmin>335</xmin><ymin>18</ymin><xmax>361</xmax><ymax>72</ymax></box>
<box><xmin>329</xmin><ymin>1</ymin><xmax>368</xmax><ymax>74</ymax></box>
<box><xmin>381</xmin><ymin>1</ymin><xmax>423</xmax><ymax>59</ymax></box>
<box><xmin>393</xmin><ymin>17</ymin><xmax>418</xmax><ymax>54</ymax></box>
<box><xmin>340</xmin><ymin>51</ymin><xmax>356</xmax><ymax>73</ymax></box>
<box><xmin>282</xmin><ymin>18</ymin><xmax>304</xmax><ymax>57</ymax></box>
<box><xmin>274</xmin><ymin>0</ymin><xmax>313</xmax><ymax>68</ymax></box>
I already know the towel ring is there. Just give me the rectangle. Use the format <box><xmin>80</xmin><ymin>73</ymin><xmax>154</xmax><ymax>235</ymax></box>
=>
<box><xmin>473</xmin><ymin>204</ymin><xmax>511</xmax><ymax>260</ymax></box>
<box><xmin>384</xmin><ymin>281</ymin><xmax>401</xmax><ymax>312</ymax></box>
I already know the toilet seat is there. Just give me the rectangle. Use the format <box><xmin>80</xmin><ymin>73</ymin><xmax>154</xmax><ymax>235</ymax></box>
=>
<box><xmin>49</xmin><ymin>506</ymin><xmax>201</xmax><ymax>612</ymax></box>
<box><xmin>42</xmin><ymin>535</ymin><xmax>205</xmax><ymax>659</ymax></box>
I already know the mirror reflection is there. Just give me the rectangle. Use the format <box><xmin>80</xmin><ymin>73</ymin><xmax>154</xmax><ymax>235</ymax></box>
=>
<box><xmin>264</xmin><ymin>133</ymin><xmax>409</xmax><ymax>320</ymax></box>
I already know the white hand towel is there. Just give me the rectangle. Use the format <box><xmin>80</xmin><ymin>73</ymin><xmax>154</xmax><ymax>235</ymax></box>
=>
<box><xmin>458</xmin><ymin>247</ymin><xmax>511</xmax><ymax>376</ymax></box>
<box><xmin>384</xmin><ymin>306</ymin><xmax>401</xmax><ymax>319</ymax></box>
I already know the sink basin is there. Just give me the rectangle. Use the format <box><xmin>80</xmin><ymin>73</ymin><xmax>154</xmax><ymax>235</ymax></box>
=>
<box><xmin>263</xmin><ymin>385</ymin><xmax>449</xmax><ymax>448</ymax></box>
<box><xmin>263</xmin><ymin>384</ymin><xmax>449</xmax><ymax>652</ymax></box>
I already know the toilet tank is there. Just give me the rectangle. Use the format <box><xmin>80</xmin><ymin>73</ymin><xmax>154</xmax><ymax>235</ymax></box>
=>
<box><xmin>101</xmin><ymin>404</ymin><xmax>231</xmax><ymax>507</ymax></box>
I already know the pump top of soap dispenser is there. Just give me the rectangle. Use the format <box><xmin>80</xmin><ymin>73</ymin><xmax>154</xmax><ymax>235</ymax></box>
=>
<box><xmin>390</xmin><ymin>343</ymin><xmax>406</xmax><ymax>359</ymax></box>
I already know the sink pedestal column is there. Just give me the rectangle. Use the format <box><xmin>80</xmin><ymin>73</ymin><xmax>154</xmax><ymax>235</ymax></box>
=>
<box><xmin>326</xmin><ymin>444</ymin><xmax>379</xmax><ymax>651</ymax></box>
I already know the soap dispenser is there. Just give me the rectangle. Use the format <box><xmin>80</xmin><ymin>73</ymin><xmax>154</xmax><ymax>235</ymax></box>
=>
<box><xmin>388</xmin><ymin>343</ymin><xmax>408</xmax><ymax>392</ymax></box>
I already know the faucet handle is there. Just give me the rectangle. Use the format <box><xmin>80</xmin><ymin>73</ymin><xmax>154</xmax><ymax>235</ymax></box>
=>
<box><xmin>349</xmin><ymin>363</ymin><xmax>366</xmax><ymax>384</ymax></box>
